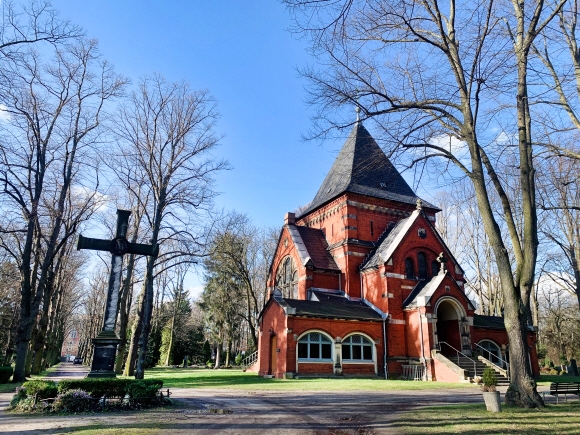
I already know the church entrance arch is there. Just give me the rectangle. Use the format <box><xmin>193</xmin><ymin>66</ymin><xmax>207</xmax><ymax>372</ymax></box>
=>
<box><xmin>434</xmin><ymin>298</ymin><xmax>467</xmax><ymax>355</ymax></box>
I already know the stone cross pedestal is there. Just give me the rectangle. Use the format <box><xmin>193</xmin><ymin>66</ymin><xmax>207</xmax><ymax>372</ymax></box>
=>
<box><xmin>77</xmin><ymin>209</ymin><xmax>158</xmax><ymax>378</ymax></box>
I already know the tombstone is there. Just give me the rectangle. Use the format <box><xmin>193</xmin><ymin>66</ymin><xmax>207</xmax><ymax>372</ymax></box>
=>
<box><xmin>569</xmin><ymin>359</ymin><xmax>579</xmax><ymax>376</ymax></box>
<box><xmin>77</xmin><ymin>209</ymin><xmax>158</xmax><ymax>378</ymax></box>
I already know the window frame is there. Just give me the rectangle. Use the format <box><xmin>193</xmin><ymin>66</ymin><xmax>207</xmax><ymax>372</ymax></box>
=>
<box><xmin>405</xmin><ymin>257</ymin><xmax>415</xmax><ymax>279</ymax></box>
<box><xmin>341</xmin><ymin>334</ymin><xmax>375</xmax><ymax>363</ymax></box>
<box><xmin>297</xmin><ymin>331</ymin><xmax>334</xmax><ymax>362</ymax></box>
<box><xmin>275</xmin><ymin>256</ymin><xmax>298</xmax><ymax>299</ymax></box>
<box><xmin>417</xmin><ymin>251</ymin><xmax>427</xmax><ymax>279</ymax></box>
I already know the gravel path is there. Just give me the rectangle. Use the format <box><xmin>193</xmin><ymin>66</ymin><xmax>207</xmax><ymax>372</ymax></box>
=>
<box><xmin>0</xmin><ymin>364</ymin><xmax>564</xmax><ymax>435</ymax></box>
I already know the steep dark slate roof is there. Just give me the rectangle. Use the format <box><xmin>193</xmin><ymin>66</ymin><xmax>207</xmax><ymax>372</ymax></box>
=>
<box><xmin>473</xmin><ymin>315</ymin><xmax>506</xmax><ymax>330</ymax></box>
<box><xmin>295</xmin><ymin>226</ymin><xmax>339</xmax><ymax>271</ymax></box>
<box><xmin>279</xmin><ymin>291</ymin><xmax>383</xmax><ymax>321</ymax></box>
<box><xmin>298</xmin><ymin>123</ymin><xmax>437</xmax><ymax>217</ymax></box>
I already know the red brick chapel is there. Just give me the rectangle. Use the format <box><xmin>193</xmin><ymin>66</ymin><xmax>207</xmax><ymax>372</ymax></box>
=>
<box><xmin>257</xmin><ymin>121</ymin><xmax>539</xmax><ymax>381</ymax></box>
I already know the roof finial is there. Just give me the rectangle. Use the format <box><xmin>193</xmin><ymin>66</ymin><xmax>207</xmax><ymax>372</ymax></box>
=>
<box><xmin>416</xmin><ymin>198</ymin><xmax>423</xmax><ymax>210</ymax></box>
<box><xmin>355</xmin><ymin>105</ymin><xmax>360</xmax><ymax>122</ymax></box>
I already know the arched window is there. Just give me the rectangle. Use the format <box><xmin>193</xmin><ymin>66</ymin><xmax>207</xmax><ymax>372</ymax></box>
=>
<box><xmin>342</xmin><ymin>334</ymin><xmax>374</xmax><ymax>361</ymax></box>
<box><xmin>405</xmin><ymin>258</ymin><xmax>414</xmax><ymax>279</ymax></box>
<box><xmin>275</xmin><ymin>256</ymin><xmax>298</xmax><ymax>299</ymax></box>
<box><xmin>478</xmin><ymin>340</ymin><xmax>501</xmax><ymax>364</ymax></box>
<box><xmin>431</xmin><ymin>261</ymin><xmax>440</xmax><ymax>277</ymax></box>
<box><xmin>417</xmin><ymin>252</ymin><xmax>427</xmax><ymax>279</ymax></box>
<box><xmin>298</xmin><ymin>332</ymin><xmax>332</xmax><ymax>361</ymax></box>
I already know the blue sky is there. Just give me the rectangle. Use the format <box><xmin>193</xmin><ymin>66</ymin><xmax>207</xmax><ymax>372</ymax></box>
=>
<box><xmin>48</xmin><ymin>1</ymin><xmax>427</xmax><ymax>296</ymax></box>
<box><xmin>50</xmin><ymin>0</ymin><xmax>349</xmax><ymax>229</ymax></box>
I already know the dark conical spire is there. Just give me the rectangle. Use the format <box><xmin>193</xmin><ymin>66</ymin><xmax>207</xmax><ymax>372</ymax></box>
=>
<box><xmin>298</xmin><ymin>123</ymin><xmax>436</xmax><ymax>217</ymax></box>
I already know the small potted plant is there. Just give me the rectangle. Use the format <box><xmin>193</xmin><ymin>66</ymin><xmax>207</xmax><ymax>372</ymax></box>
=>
<box><xmin>481</xmin><ymin>366</ymin><xmax>501</xmax><ymax>412</ymax></box>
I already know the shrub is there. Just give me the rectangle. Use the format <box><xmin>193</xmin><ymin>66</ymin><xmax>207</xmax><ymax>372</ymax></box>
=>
<box><xmin>235</xmin><ymin>354</ymin><xmax>243</xmax><ymax>365</ymax></box>
<box><xmin>52</xmin><ymin>389</ymin><xmax>95</xmax><ymax>413</ymax></box>
<box><xmin>10</xmin><ymin>396</ymin><xmax>37</xmax><ymax>412</ymax></box>
<box><xmin>9</xmin><ymin>387</ymin><xmax>27</xmax><ymax>409</ymax></box>
<box><xmin>58</xmin><ymin>378</ymin><xmax>162</xmax><ymax>398</ymax></box>
<box><xmin>22</xmin><ymin>380</ymin><xmax>58</xmax><ymax>399</ymax></box>
<box><xmin>126</xmin><ymin>381</ymin><xmax>159</xmax><ymax>399</ymax></box>
<box><xmin>0</xmin><ymin>366</ymin><xmax>13</xmax><ymax>383</ymax></box>
<box><xmin>482</xmin><ymin>367</ymin><xmax>497</xmax><ymax>392</ymax></box>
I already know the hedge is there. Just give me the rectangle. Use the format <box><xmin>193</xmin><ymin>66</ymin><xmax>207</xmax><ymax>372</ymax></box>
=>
<box><xmin>0</xmin><ymin>366</ymin><xmax>13</xmax><ymax>383</ymax></box>
<box><xmin>21</xmin><ymin>380</ymin><xmax>58</xmax><ymax>399</ymax></box>
<box><xmin>57</xmin><ymin>378</ymin><xmax>163</xmax><ymax>398</ymax></box>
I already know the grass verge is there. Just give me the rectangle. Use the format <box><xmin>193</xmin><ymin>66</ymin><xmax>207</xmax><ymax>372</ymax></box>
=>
<box><xmin>394</xmin><ymin>402</ymin><xmax>580</xmax><ymax>434</ymax></box>
<box><xmin>0</xmin><ymin>363</ymin><xmax>61</xmax><ymax>393</ymax></box>
<box><xmin>137</xmin><ymin>367</ymin><xmax>477</xmax><ymax>391</ymax></box>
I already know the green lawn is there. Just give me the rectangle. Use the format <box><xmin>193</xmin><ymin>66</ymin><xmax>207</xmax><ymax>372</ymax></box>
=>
<box><xmin>395</xmin><ymin>402</ymin><xmax>580</xmax><ymax>434</ymax></box>
<box><xmin>136</xmin><ymin>367</ymin><xmax>477</xmax><ymax>391</ymax></box>
<box><xmin>0</xmin><ymin>363</ymin><xmax>60</xmax><ymax>393</ymax></box>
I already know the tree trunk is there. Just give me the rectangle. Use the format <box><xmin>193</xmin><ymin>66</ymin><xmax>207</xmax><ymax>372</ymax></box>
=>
<box><xmin>134</xmin><ymin>262</ymin><xmax>155</xmax><ymax>379</ymax></box>
<box><xmin>115</xmin><ymin>252</ymin><xmax>136</xmax><ymax>374</ymax></box>
<box><xmin>214</xmin><ymin>341</ymin><xmax>222</xmax><ymax>369</ymax></box>
<box><xmin>225</xmin><ymin>340</ymin><xmax>232</xmax><ymax>367</ymax></box>
<box><xmin>124</xmin><ymin>287</ymin><xmax>144</xmax><ymax>376</ymax></box>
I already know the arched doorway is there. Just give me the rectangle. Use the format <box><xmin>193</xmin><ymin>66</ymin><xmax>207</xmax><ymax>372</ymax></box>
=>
<box><xmin>435</xmin><ymin>299</ymin><xmax>463</xmax><ymax>355</ymax></box>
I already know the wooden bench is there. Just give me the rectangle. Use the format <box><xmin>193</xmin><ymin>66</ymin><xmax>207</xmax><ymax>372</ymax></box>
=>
<box><xmin>542</xmin><ymin>382</ymin><xmax>580</xmax><ymax>403</ymax></box>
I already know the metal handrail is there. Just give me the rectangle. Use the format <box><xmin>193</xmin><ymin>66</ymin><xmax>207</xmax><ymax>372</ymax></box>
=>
<box><xmin>241</xmin><ymin>350</ymin><xmax>258</xmax><ymax>371</ymax></box>
<box><xmin>474</xmin><ymin>343</ymin><xmax>510</xmax><ymax>379</ymax></box>
<box><xmin>438</xmin><ymin>341</ymin><xmax>479</xmax><ymax>377</ymax></box>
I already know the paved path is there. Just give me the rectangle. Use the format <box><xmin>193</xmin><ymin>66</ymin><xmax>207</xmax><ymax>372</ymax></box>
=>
<box><xmin>0</xmin><ymin>386</ymin><xmax>484</xmax><ymax>434</ymax></box>
<box><xmin>0</xmin><ymin>365</ymin><xmax>571</xmax><ymax>434</ymax></box>
<box><xmin>42</xmin><ymin>362</ymin><xmax>89</xmax><ymax>381</ymax></box>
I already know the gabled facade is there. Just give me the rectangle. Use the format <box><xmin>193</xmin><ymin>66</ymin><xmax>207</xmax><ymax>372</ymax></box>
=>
<box><xmin>257</xmin><ymin>122</ymin><xmax>538</xmax><ymax>381</ymax></box>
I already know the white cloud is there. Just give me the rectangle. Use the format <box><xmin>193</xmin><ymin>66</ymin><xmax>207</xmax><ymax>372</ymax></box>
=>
<box><xmin>495</xmin><ymin>131</ymin><xmax>514</xmax><ymax>145</ymax></box>
<box><xmin>429</xmin><ymin>134</ymin><xmax>470</xmax><ymax>165</ymax></box>
<box><xmin>0</xmin><ymin>104</ymin><xmax>11</xmax><ymax>122</ymax></box>
<box><xmin>188</xmin><ymin>284</ymin><xmax>204</xmax><ymax>301</ymax></box>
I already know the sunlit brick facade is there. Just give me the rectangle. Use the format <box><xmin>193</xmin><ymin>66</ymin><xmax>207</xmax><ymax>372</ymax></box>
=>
<box><xmin>257</xmin><ymin>122</ymin><xmax>538</xmax><ymax>381</ymax></box>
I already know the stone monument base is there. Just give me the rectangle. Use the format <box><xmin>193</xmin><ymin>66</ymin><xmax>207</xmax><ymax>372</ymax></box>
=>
<box><xmin>87</xmin><ymin>334</ymin><xmax>121</xmax><ymax>378</ymax></box>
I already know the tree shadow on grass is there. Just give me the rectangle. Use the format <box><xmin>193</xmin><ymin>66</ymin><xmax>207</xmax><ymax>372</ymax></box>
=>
<box><xmin>391</xmin><ymin>403</ymin><xmax>580</xmax><ymax>435</ymax></box>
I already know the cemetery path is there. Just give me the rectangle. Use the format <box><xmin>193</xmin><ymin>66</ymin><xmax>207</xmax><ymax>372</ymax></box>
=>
<box><xmin>42</xmin><ymin>362</ymin><xmax>90</xmax><ymax>381</ymax></box>
<box><xmin>0</xmin><ymin>385</ymin><xmax>493</xmax><ymax>435</ymax></box>
<box><xmin>0</xmin><ymin>367</ymin><xmax>565</xmax><ymax>435</ymax></box>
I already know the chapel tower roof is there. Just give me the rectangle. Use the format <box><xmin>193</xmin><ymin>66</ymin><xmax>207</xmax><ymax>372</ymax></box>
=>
<box><xmin>298</xmin><ymin>122</ymin><xmax>436</xmax><ymax>217</ymax></box>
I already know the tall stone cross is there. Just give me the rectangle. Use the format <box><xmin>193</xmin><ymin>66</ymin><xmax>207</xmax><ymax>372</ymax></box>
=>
<box><xmin>77</xmin><ymin>209</ymin><xmax>158</xmax><ymax>378</ymax></box>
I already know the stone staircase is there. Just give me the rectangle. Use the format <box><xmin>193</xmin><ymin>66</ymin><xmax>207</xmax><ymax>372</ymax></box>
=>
<box><xmin>450</xmin><ymin>355</ymin><xmax>510</xmax><ymax>386</ymax></box>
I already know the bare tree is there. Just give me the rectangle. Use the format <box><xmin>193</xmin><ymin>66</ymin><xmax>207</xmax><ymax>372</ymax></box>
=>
<box><xmin>435</xmin><ymin>181</ymin><xmax>504</xmax><ymax>316</ymax></box>
<box><xmin>203</xmin><ymin>213</ymin><xmax>276</xmax><ymax>349</ymax></box>
<box><xmin>0</xmin><ymin>0</ymin><xmax>82</xmax><ymax>59</ymax></box>
<box><xmin>115</xmin><ymin>75</ymin><xmax>227</xmax><ymax>379</ymax></box>
<box><xmin>283</xmin><ymin>0</ymin><xmax>566</xmax><ymax>407</ymax></box>
<box><xmin>0</xmin><ymin>37</ymin><xmax>125</xmax><ymax>381</ymax></box>
<box><xmin>533</xmin><ymin>0</ymin><xmax>580</xmax><ymax>161</ymax></box>
<box><xmin>538</xmin><ymin>157</ymin><xmax>580</xmax><ymax>308</ymax></box>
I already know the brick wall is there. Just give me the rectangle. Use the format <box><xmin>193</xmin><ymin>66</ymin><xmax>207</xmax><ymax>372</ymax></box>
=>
<box><xmin>258</xmin><ymin>300</ymin><xmax>287</xmax><ymax>377</ymax></box>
